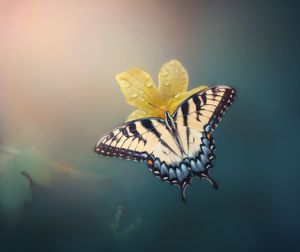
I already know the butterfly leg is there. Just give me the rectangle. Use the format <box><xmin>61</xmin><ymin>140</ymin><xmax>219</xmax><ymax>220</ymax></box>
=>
<box><xmin>201</xmin><ymin>172</ymin><xmax>218</xmax><ymax>190</ymax></box>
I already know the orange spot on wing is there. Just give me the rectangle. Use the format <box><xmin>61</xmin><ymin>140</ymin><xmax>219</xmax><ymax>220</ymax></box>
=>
<box><xmin>207</xmin><ymin>133</ymin><xmax>211</xmax><ymax>140</ymax></box>
<box><xmin>147</xmin><ymin>160</ymin><xmax>153</xmax><ymax>165</ymax></box>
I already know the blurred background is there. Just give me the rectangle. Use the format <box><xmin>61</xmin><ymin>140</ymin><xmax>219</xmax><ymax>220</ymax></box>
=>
<box><xmin>0</xmin><ymin>0</ymin><xmax>299</xmax><ymax>251</ymax></box>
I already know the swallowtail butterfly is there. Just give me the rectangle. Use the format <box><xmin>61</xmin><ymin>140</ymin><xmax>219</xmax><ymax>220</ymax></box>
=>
<box><xmin>95</xmin><ymin>86</ymin><xmax>236</xmax><ymax>202</ymax></box>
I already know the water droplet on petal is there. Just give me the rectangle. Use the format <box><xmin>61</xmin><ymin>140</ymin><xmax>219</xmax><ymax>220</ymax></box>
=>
<box><xmin>140</xmin><ymin>97</ymin><xmax>145</xmax><ymax>102</ymax></box>
<box><xmin>145</xmin><ymin>81</ymin><xmax>152</xmax><ymax>87</ymax></box>
<box><xmin>175</xmin><ymin>94</ymin><xmax>180</xmax><ymax>99</ymax></box>
<box><xmin>161</xmin><ymin>70</ymin><xmax>169</xmax><ymax>77</ymax></box>
<box><xmin>163</xmin><ymin>80</ymin><xmax>169</xmax><ymax>86</ymax></box>
<box><xmin>130</xmin><ymin>92</ymin><xmax>138</xmax><ymax>98</ymax></box>
<box><xmin>120</xmin><ymin>81</ymin><xmax>130</xmax><ymax>88</ymax></box>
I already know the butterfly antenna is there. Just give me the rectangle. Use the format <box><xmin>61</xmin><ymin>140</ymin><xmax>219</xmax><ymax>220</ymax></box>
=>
<box><xmin>147</xmin><ymin>101</ymin><xmax>165</xmax><ymax>112</ymax></box>
<box><xmin>138</xmin><ymin>95</ymin><xmax>164</xmax><ymax>113</ymax></box>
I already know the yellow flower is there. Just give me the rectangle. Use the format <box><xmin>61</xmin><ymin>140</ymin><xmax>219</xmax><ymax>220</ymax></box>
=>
<box><xmin>116</xmin><ymin>60</ymin><xmax>208</xmax><ymax>122</ymax></box>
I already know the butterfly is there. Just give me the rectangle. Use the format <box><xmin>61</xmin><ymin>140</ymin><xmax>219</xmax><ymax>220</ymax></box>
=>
<box><xmin>95</xmin><ymin>85</ymin><xmax>236</xmax><ymax>202</ymax></box>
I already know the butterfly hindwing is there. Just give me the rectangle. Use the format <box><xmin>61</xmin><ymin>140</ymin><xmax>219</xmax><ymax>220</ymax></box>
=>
<box><xmin>145</xmin><ymin>129</ymin><xmax>217</xmax><ymax>202</ymax></box>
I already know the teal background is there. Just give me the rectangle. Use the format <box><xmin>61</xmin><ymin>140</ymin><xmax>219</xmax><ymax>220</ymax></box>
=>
<box><xmin>0</xmin><ymin>1</ymin><xmax>299</xmax><ymax>251</ymax></box>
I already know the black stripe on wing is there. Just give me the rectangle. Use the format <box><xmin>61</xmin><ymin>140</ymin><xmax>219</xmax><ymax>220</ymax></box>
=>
<box><xmin>97</xmin><ymin>142</ymin><xmax>148</xmax><ymax>161</ymax></box>
<box><xmin>141</xmin><ymin>119</ymin><xmax>178</xmax><ymax>156</ymax></box>
<box><xmin>181</xmin><ymin>101</ymin><xmax>189</xmax><ymax>127</ymax></box>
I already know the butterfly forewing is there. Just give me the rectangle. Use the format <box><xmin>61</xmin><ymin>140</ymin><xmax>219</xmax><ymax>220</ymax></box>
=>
<box><xmin>174</xmin><ymin>85</ymin><xmax>236</xmax><ymax>132</ymax></box>
<box><xmin>95</xmin><ymin>118</ymin><xmax>166</xmax><ymax>161</ymax></box>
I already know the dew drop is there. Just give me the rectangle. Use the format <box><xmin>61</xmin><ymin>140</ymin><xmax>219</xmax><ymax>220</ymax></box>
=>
<box><xmin>161</xmin><ymin>70</ymin><xmax>169</xmax><ymax>77</ymax></box>
<box><xmin>174</xmin><ymin>94</ymin><xmax>180</xmax><ymax>99</ymax></box>
<box><xmin>145</xmin><ymin>81</ymin><xmax>152</xmax><ymax>87</ymax></box>
<box><xmin>163</xmin><ymin>80</ymin><xmax>170</xmax><ymax>86</ymax></box>
<box><xmin>120</xmin><ymin>81</ymin><xmax>130</xmax><ymax>88</ymax></box>
<box><xmin>130</xmin><ymin>92</ymin><xmax>138</xmax><ymax>98</ymax></box>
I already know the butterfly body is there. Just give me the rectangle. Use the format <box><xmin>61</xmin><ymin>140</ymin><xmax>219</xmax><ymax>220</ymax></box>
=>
<box><xmin>95</xmin><ymin>86</ymin><xmax>236</xmax><ymax>202</ymax></box>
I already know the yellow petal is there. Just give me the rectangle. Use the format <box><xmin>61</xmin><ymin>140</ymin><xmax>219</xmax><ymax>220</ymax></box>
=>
<box><xmin>169</xmin><ymin>85</ymin><xmax>208</xmax><ymax>114</ymax></box>
<box><xmin>126</xmin><ymin>109</ymin><xmax>154</xmax><ymax>122</ymax></box>
<box><xmin>116</xmin><ymin>68</ymin><xmax>161</xmax><ymax>113</ymax></box>
<box><xmin>158</xmin><ymin>60</ymin><xmax>188</xmax><ymax>103</ymax></box>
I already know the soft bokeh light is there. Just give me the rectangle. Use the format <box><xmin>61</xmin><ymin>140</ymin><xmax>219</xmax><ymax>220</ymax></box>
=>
<box><xmin>0</xmin><ymin>0</ymin><xmax>195</xmax><ymax>164</ymax></box>
<box><xmin>0</xmin><ymin>1</ymin><xmax>299</xmax><ymax>251</ymax></box>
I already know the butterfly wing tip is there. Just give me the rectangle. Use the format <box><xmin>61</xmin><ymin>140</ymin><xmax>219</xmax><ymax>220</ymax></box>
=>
<box><xmin>202</xmin><ymin>173</ymin><xmax>218</xmax><ymax>190</ymax></box>
<box><xmin>180</xmin><ymin>182</ymin><xmax>189</xmax><ymax>203</ymax></box>
<box><xmin>213</xmin><ymin>183</ymin><xmax>218</xmax><ymax>190</ymax></box>
<box><xmin>208</xmin><ymin>177</ymin><xmax>218</xmax><ymax>190</ymax></box>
